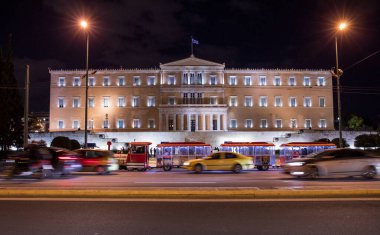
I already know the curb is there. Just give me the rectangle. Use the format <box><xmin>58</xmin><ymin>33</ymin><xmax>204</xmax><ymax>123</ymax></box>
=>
<box><xmin>1</xmin><ymin>188</ymin><xmax>380</xmax><ymax>199</ymax></box>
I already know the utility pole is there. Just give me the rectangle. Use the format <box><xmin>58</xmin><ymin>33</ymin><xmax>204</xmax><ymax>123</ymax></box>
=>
<box><xmin>24</xmin><ymin>65</ymin><xmax>29</xmax><ymax>147</ymax></box>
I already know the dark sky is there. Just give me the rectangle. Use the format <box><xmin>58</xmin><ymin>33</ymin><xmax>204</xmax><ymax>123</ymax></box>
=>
<box><xmin>1</xmin><ymin>0</ymin><xmax>380</xmax><ymax>125</ymax></box>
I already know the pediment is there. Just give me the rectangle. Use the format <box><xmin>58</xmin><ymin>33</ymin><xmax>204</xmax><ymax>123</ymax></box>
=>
<box><xmin>161</xmin><ymin>55</ymin><xmax>224</xmax><ymax>67</ymax></box>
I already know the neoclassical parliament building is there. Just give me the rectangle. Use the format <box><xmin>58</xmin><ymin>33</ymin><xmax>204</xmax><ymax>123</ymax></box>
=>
<box><xmin>49</xmin><ymin>55</ymin><xmax>334</xmax><ymax>133</ymax></box>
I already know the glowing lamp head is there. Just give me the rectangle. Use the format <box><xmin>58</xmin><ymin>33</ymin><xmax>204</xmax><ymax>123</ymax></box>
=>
<box><xmin>338</xmin><ymin>22</ymin><xmax>347</xmax><ymax>31</ymax></box>
<box><xmin>80</xmin><ymin>20</ymin><xmax>88</xmax><ymax>29</ymax></box>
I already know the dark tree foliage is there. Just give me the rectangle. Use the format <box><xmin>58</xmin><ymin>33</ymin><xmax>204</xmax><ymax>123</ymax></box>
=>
<box><xmin>315</xmin><ymin>138</ymin><xmax>330</xmax><ymax>143</ymax></box>
<box><xmin>331</xmin><ymin>138</ymin><xmax>349</xmax><ymax>148</ymax></box>
<box><xmin>70</xmin><ymin>139</ymin><xmax>81</xmax><ymax>150</ymax></box>
<box><xmin>0</xmin><ymin>35</ymin><xmax>24</xmax><ymax>152</ymax></box>
<box><xmin>51</xmin><ymin>136</ymin><xmax>71</xmax><ymax>149</ymax></box>
<box><xmin>354</xmin><ymin>134</ymin><xmax>380</xmax><ymax>149</ymax></box>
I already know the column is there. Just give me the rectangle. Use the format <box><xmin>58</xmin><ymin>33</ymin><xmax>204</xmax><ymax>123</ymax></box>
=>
<box><xmin>217</xmin><ymin>113</ymin><xmax>220</xmax><ymax>131</ymax></box>
<box><xmin>180</xmin><ymin>114</ymin><xmax>184</xmax><ymax>131</ymax></box>
<box><xmin>173</xmin><ymin>114</ymin><xmax>177</xmax><ymax>131</ymax></box>
<box><xmin>195</xmin><ymin>114</ymin><xmax>199</xmax><ymax>131</ymax></box>
<box><xmin>209</xmin><ymin>113</ymin><xmax>213</xmax><ymax>131</ymax></box>
<box><xmin>202</xmin><ymin>114</ymin><xmax>206</xmax><ymax>131</ymax></box>
<box><xmin>187</xmin><ymin>113</ymin><xmax>191</xmax><ymax>131</ymax></box>
<box><xmin>159</xmin><ymin>113</ymin><xmax>162</xmax><ymax>131</ymax></box>
<box><xmin>165</xmin><ymin>114</ymin><xmax>169</xmax><ymax>131</ymax></box>
<box><xmin>223</xmin><ymin>114</ymin><xmax>227</xmax><ymax>131</ymax></box>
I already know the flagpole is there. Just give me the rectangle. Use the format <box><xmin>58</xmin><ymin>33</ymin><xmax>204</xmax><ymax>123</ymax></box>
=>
<box><xmin>191</xmin><ymin>37</ymin><xmax>193</xmax><ymax>56</ymax></box>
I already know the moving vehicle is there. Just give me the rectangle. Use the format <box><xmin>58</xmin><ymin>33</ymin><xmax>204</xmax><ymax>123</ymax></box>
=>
<box><xmin>279</xmin><ymin>142</ymin><xmax>336</xmax><ymax>165</ymax></box>
<box><xmin>156</xmin><ymin>142</ymin><xmax>212</xmax><ymax>171</ymax></box>
<box><xmin>74</xmin><ymin>149</ymin><xmax>118</xmax><ymax>174</ymax></box>
<box><xmin>182</xmin><ymin>151</ymin><xmax>254</xmax><ymax>173</ymax></box>
<box><xmin>219</xmin><ymin>142</ymin><xmax>276</xmax><ymax>170</ymax></box>
<box><xmin>0</xmin><ymin>145</ymin><xmax>53</xmax><ymax>179</ymax></box>
<box><xmin>47</xmin><ymin>147</ymin><xmax>82</xmax><ymax>175</ymax></box>
<box><xmin>283</xmin><ymin>148</ymin><xmax>380</xmax><ymax>179</ymax></box>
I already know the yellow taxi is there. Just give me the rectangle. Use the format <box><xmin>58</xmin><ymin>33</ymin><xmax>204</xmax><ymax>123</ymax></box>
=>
<box><xmin>182</xmin><ymin>151</ymin><xmax>254</xmax><ymax>173</ymax></box>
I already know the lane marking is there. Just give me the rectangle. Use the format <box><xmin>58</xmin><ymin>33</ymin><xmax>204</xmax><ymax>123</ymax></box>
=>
<box><xmin>134</xmin><ymin>181</ymin><xmax>216</xmax><ymax>184</ymax></box>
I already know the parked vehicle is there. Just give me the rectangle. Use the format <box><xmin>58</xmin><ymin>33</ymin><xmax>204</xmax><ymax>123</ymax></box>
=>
<box><xmin>182</xmin><ymin>151</ymin><xmax>254</xmax><ymax>173</ymax></box>
<box><xmin>117</xmin><ymin>142</ymin><xmax>151</xmax><ymax>171</ymax></box>
<box><xmin>283</xmin><ymin>148</ymin><xmax>380</xmax><ymax>179</ymax></box>
<box><xmin>219</xmin><ymin>142</ymin><xmax>276</xmax><ymax>170</ymax></box>
<box><xmin>74</xmin><ymin>149</ymin><xmax>118</xmax><ymax>174</ymax></box>
<box><xmin>47</xmin><ymin>147</ymin><xmax>82</xmax><ymax>175</ymax></box>
<box><xmin>156</xmin><ymin>142</ymin><xmax>212</xmax><ymax>171</ymax></box>
<box><xmin>0</xmin><ymin>145</ymin><xmax>53</xmax><ymax>179</ymax></box>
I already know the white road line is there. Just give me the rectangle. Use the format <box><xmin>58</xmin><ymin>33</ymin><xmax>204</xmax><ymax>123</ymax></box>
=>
<box><xmin>134</xmin><ymin>181</ymin><xmax>216</xmax><ymax>184</ymax></box>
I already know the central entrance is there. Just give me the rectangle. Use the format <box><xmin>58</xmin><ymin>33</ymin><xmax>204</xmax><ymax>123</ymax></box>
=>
<box><xmin>191</xmin><ymin>120</ymin><xmax>196</xmax><ymax>132</ymax></box>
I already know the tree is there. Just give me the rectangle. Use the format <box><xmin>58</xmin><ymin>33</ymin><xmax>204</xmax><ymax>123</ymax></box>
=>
<box><xmin>347</xmin><ymin>114</ymin><xmax>364</xmax><ymax>131</ymax></box>
<box><xmin>70</xmin><ymin>139</ymin><xmax>81</xmax><ymax>150</ymax></box>
<box><xmin>0</xmin><ymin>35</ymin><xmax>24</xmax><ymax>152</ymax></box>
<box><xmin>331</xmin><ymin>138</ymin><xmax>349</xmax><ymax>148</ymax></box>
<box><xmin>354</xmin><ymin>134</ymin><xmax>379</xmax><ymax>149</ymax></box>
<box><xmin>51</xmin><ymin>136</ymin><xmax>71</xmax><ymax>149</ymax></box>
<box><xmin>315</xmin><ymin>138</ymin><xmax>330</xmax><ymax>143</ymax></box>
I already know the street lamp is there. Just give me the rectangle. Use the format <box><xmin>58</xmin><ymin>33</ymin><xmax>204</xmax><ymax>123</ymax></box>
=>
<box><xmin>332</xmin><ymin>22</ymin><xmax>347</xmax><ymax>148</ymax></box>
<box><xmin>80</xmin><ymin>20</ymin><xmax>89</xmax><ymax>148</ymax></box>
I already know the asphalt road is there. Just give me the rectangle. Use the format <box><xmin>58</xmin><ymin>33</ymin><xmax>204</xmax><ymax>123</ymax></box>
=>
<box><xmin>1</xmin><ymin>168</ymin><xmax>380</xmax><ymax>190</ymax></box>
<box><xmin>0</xmin><ymin>199</ymin><xmax>379</xmax><ymax>235</ymax></box>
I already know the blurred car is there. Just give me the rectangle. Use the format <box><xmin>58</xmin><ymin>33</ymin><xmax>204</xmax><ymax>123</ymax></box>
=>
<box><xmin>283</xmin><ymin>148</ymin><xmax>380</xmax><ymax>179</ymax></box>
<box><xmin>74</xmin><ymin>149</ymin><xmax>118</xmax><ymax>174</ymax></box>
<box><xmin>182</xmin><ymin>151</ymin><xmax>254</xmax><ymax>173</ymax></box>
<box><xmin>47</xmin><ymin>147</ymin><xmax>82</xmax><ymax>175</ymax></box>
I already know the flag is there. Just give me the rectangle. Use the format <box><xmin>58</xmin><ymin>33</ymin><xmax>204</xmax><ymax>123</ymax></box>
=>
<box><xmin>192</xmin><ymin>38</ymin><xmax>199</xmax><ymax>45</ymax></box>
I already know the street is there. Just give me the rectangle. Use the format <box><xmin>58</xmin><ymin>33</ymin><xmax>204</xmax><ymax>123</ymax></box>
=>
<box><xmin>1</xmin><ymin>168</ymin><xmax>380</xmax><ymax>190</ymax></box>
<box><xmin>0</xmin><ymin>199</ymin><xmax>379</xmax><ymax>235</ymax></box>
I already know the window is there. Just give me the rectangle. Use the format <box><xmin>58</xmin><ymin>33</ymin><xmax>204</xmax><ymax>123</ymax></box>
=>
<box><xmin>259</xmin><ymin>76</ymin><xmax>266</xmax><ymax>86</ymax></box>
<box><xmin>274</xmin><ymin>76</ymin><xmax>281</xmax><ymax>86</ymax></box>
<box><xmin>72</xmin><ymin>97</ymin><xmax>80</xmax><ymax>108</ymax></box>
<box><xmin>103</xmin><ymin>97</ymin><xmax>110</xmax><ymax>107</ymax></box>
<box><xmin>303</xmin><ymin>77</ymin><xmax>311</xmax><ymax>86</ymax></box>
<box><xmin>168</xmin><ymin>97</ymin><xmax>175</xmax><ymax>105</ymax></box>
<box><xmin>319</xmin><ymin>119</ymin><xmax>327</xmax><ymax>128</ymax></box>
<box><xmin>148</xmin><ymin>119</ymin><xmax>155</xmax><ymax>128</ymax></box>
<box><xmin>132</xmin><ymin>96</ymin><xmax>140</xmax><ymax>107</ymax></box>
<box><xmin>274</xmin><ymin>96</ymin><xmax>282</xmax><ymax>107</ymax></box>
<box><xmin>259</xmin><ymin>96</ymin><xmax>267</xmax><ymax>107</ymax></box>
<box><xmin>58</xmin><ymin>97</ymin><xmax>64</xmax><ymax>108</ymax></box>
<box><xmin>58</xmin><ymin>77</ymin><xmax>65</xmax><ymax>87</ymax></box>
<box><xmin>197</xmin><ymin>93</ymin><xmax>203</xmax><ymax>104</ymax></box>
<box><xmin>88</xmin><ymin>119</ymin><xmax>94</xmax><ymax>129</ymax></box>
<box><xmin>183</xmin><ymin>93</ymin><xmax>188</xmax><ymax>104</ymax></box>
<box><xmin>133</xmin><ymin>76</ymin><xmax>141</xmax><ymax>86</ymax></box>
<box><xmin>182</xmin><ymin>73</ymin><xmax>189</xmax><ymax>85</ymax></box>
<box><xmin>197</xmin><ymin>73</ymin><xmax>203</xmax><ymax>84</ymax></box>
<box><xmin>290</xmin><ymin>119</ymin><xmax>297</xmax><ymax>128</ymax></box>
<box><xmin>72</xmin><ymin>120</ymin><xmax>80</xmax><ymax>129</ymax></box>
<box><xmin>118</xmin><ymin>97</ymin><xmax>125</xmax><ymax>107</ymax></box>
<box><xmin>103</xmin><ymin>77</ymin><xmax>110</xmax><ymax>86</ymax></box>
<box><xmin>275</xmin><ymin>119</ymin><xmax>282</xmax><ymax>128</ymax></box>
<box><xmin>147</xmin><ymin>76</ymin><xmax>155</xmax><ymax>86</ymax></box>
<box><xmin>230</xmin><ymin>119</ymin><xmax>237</xmax><ymax>129</ymax></box>
<box><xmin>88</xmin><ymin>97</ymin><xmax>95</xmax><ymax>108</ymax></box>
<box><xmin>319</xmin><ymin>97</ymin><xmax>325</xmax><ymax>107</ymax></box>
<box><xmin>103</xmin><ymin>119</ymin><xmax>109</xmax><ymax>129</ymax></box>
<box><xmin>168</xmin><ymin>76</ymin><xmax>176</xmax><ymax>85</ymax></box>
<box><xmin>89</xmin><ymin>77</ymin><xmax>95</xmax><ymax>86</ymax></box>
<box><xmin>210</xmin><ymin>75</ymin><xmax>217</xmax><ymax>85</ymax></box>
<box><xmin>317</xmin><ymin>77</ymin><xmax>326</xmax><ymax>86</ymax></box>
<box><xmin>230</xmin><ymin>96</ymin><xmax>237</xmax><ymax>107</ymax></box>
<box><xmin>288</xmin><ymin>77</ymin><xmax>296</xmax><ymax>86</ymax></box>
<box><xmin>229</xmin><ymin>76</ymin><xmax>237</xmax><ymax>86</ymax></box>
<box><xmin>304</xmin><ymin>97</ymin><xmax>312</xmax><ymax>107</ymax></box>
<box><xmin>245</xmin><ymin>119</ymin><xmax>253</xmax><ymax>128</ymax></box>
<box><xmin>117</xmin><ymin>119</ymin><xmax>125</xmax><ymax>128</ymax></box>
<box><xmin>73</xmin><ymin>77</ymin><xmax>80</xmax><ymax>87</ymax></box>
<box><xmin>289</xmin><ymin>97</ymin><xmax>297</xmax><ymax>107</ymax></box>
<box><xmin>244</xmin><ymin>76</ymin><xmax>252</xmax><ymax>86</ymax></box>
<box><xmin>260</xmin><ymin>119</ymin><xmax>268</xmax><ymax>128</ymax></box>
<box><xmin>133</xmin><ymin>119</ymin><xmax>140</xmax><ymax>128</ymax></box>
<box><xmin>118</xmin><ymin>77</ymin><xmax>125</xmax><ymax>86</ymax></box>
<box><xmin>147</xmin><ymin>96</ymin><xmax>155</xmax><ymax>107</ymax></box>
<box><xmin>58</xmin><ymin>120</ymin><xmax>64</xmax><ymax>129</ymax></box>
<box><xmin>244</xmin><ymin>96</ymin><xmax>253</xmax><ymax>107</ymax></box>
<box><xmin>210</xmin><ymin>96</ymin><xmax>217</xmax><ymax>105</ymax></box>
<box><xmin>190</xmin><ymin>73</ymin><xmax>195</xmax><ymax>84</ymax></box>
<box><xmin>305</xmin><ymin>119</ymin><xmax>312</xmax><ymax>129</ymax></box>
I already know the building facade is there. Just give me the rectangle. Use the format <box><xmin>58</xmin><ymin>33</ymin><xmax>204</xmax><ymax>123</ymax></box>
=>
<box><xmin>49</xmin><ymin>56</ymin><xmax>334</xmax><ymax>133</ymax></box>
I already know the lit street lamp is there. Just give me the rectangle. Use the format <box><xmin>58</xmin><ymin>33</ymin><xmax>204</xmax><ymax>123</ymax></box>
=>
<box><xmin>331</xmin><ymin>22</ymin><xmax>347</xmax><ymax>148</ymax></box>
<box><xmin>80</xmin><ymin>20</ymin><xmax>89</xmax><ymax>148</ymax></box>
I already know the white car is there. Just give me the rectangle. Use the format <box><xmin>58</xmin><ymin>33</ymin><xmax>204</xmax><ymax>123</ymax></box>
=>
<box><xmin>283</xmin><ymin>149</ymin><xmax>380</xmax><ymax>179</ymax></box>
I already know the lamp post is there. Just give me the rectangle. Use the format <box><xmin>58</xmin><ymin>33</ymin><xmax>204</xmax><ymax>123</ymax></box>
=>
<box><xmin>334</xmin><ymin>22</ymin><xmax>347</xmax><ymax>148</ymax></box>
<box><xmin>80</xmin><ymin>20</ymin><xmax>89</xmax><ymax>148</ymax></box>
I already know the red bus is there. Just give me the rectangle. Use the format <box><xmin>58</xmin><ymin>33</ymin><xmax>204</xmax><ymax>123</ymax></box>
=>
<box><xmin>219</xmin><ymin>142</ymin><xmax>276</xmax><ymax>171</ymax></box>
<box><xmin>121</xmin><ymin>142</ymin><xmax>151</xmax><ymax>171</ymax></box>
<box><xmin>279</xmin><ymin>142</ymin><xmax>336</xmax><ymax>165</ymax></box>
<box><xmin>156</xmin><ymin>142</ymin><xmax>212</xmax><ymax>171</ymax></box>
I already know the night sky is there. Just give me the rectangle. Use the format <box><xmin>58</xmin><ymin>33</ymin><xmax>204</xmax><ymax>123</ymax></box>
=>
<box><xmin>1</xmin><ymin>0</ymin><xmax>380</xmax><ymax>126</ymax></box>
